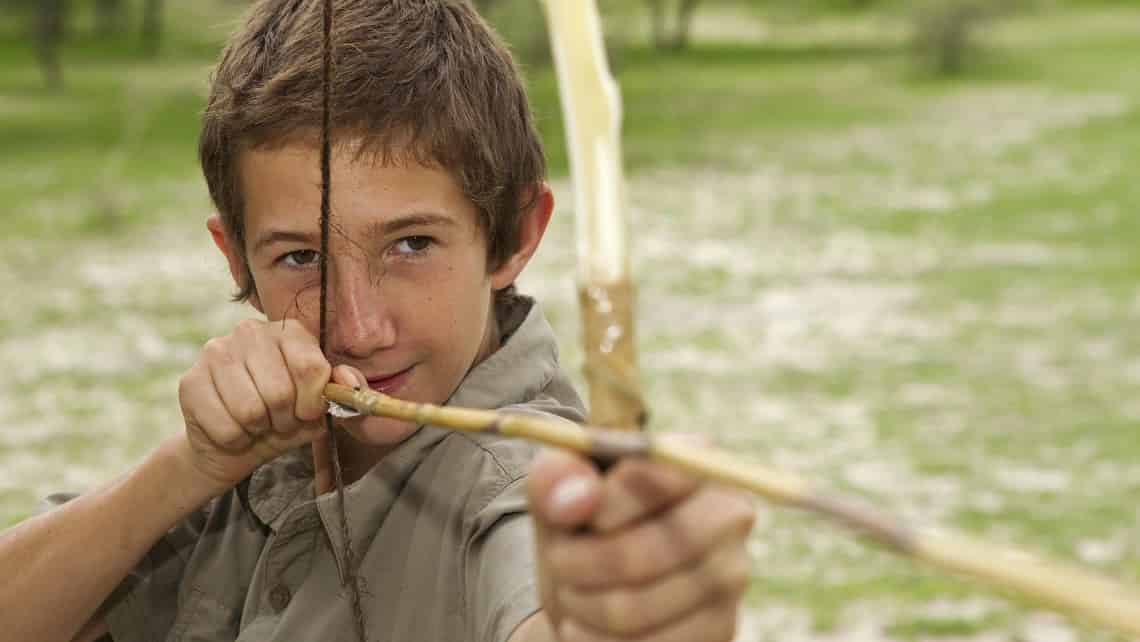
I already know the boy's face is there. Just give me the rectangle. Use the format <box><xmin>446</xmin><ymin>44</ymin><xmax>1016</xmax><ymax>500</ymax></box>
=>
<box><xmin>209</xmin><ymin>141</ymin><xmax>550</xmax><ymax>449</ymax></box>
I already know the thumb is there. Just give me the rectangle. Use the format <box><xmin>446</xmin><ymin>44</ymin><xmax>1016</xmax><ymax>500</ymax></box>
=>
<box><xmin>332</xmin><ymin>364</ymin><xmax>368</xmax><ymax>388</ymax></box>
<box><xmin>528</xmin><ymin>448</ymin><xmax>602</xmax><ymax>530</ymax></box>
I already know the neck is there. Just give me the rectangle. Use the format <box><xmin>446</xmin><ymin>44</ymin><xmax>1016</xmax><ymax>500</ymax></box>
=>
<box><xmin>335</xmin><ymin>434</ymin><xmax>394</xmax><ymax>486</ymax></box>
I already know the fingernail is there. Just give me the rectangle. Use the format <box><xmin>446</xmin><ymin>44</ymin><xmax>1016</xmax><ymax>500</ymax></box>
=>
<box><xmin>551</xmin><ymin>476</ymin><xmax>593</xmax><ymax>514</ymax></box>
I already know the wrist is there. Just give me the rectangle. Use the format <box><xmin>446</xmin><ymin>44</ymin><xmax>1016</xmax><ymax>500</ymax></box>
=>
<box><xmin>153</xmin><ymin>435</ymin><xmax>234</xmax><ymax>507</ymax></box>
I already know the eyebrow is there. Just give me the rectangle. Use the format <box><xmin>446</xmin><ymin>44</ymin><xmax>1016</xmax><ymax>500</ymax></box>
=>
<box><xmin>366</xmin><ymin>212</ymin><xmax>457</xmax><ymax>240</ymax></box>
<box><xmin>251</xmin><ymin>230</ymin><xmax>317</xmax><ymax>255</ymax></box>
<box><xmin>250</xmin><ymin>212</ymin><xmax>457</xmax><ymax>255</ymax></box>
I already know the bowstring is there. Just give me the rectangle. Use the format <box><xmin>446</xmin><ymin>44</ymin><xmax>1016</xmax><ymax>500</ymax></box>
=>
<box><xmin>319</xmin><ymin>0</ymin><xmax>368</xmax><ymax>639</ymax></box>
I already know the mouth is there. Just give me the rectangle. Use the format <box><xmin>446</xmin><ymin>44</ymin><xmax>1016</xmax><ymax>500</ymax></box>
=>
<box><xmin>366</xmin><ymin>365</ymin><xmax>414</xmax><ymax>396</ymax></box>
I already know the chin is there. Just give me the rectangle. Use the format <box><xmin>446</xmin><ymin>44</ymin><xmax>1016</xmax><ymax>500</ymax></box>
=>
<box><xmin>343</xmin><ymin>415</ymin><xmax>421</xmax><ymax>447</ymax></box>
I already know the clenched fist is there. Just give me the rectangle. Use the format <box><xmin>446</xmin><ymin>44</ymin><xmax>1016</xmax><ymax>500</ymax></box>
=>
<box><xmin>175</xmin><ymin>318</ymin><xmax>343</xmax><ymax>494</ymax></box>
<box><xmin>528</xmin><ymin>441</ymin><xmax>756</xmax><ymax>642</ymax></box>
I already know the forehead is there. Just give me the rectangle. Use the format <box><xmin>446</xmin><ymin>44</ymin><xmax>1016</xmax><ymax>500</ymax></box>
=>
<box><xmin>238</xmin><ymin>141</ymin><xmax>479</xmax><ymax>245</ymax></box>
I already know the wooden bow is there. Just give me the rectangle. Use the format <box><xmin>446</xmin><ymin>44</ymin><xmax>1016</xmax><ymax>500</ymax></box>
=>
<box><xmin>540</xmin><ymin>0</ymin><xmax>647</xmax><ymax>433</ymax></box>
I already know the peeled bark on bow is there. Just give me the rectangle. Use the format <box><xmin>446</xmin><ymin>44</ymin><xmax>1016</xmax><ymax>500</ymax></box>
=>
<box><xmin>540</xmin><ymin>0</ymin><xmax>647</xmax><ymax>432</ymax></box>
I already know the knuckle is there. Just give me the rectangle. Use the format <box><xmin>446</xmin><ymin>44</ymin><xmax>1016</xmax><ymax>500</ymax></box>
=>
<box><xmin>717</xmin><ymin>553</ymin><xmax>752</xmax><ymax>596</ymax></box>
<box><xmin>177</xmin><ymin>369</ymin><xmax>198</xmax><ymax>398</ymax></box>
<box><xmin>296</xmin><ymin>400</ymin><xmax>326</xmax><ymax>423</ymax></box>
<box><xmin>713</xmin><ymin>604</ymin><xmax>739</xmax><ymax>642</ymax></box>
<box><xmin>728</xmin><ymin>497</ymin><xmax>757</xmax><ymax>535</ymax></box>
<box><xmin>235</xmin><ymin>318</ymin><xmax>263</xmax><ymax>334</ymax></box>
<box><xmin>202</xmin><ymin>338</ymin><xmax>239</xmax><ymax>368</ymax></box>
<box><xmin>282</xmin><ymin>318</ymin><xmax>314</xmax><ymax>340</ymax></box>
<box><xmin>265</xmin><ymin>388</ymin><xmax>295</xmax><ymax>417</ymax></box>
<box><xmin>620</xmin><ymin>534</ymin><xmax>673</xmax><ymax>584</ymax></box>
<box><xmin>704</xmin><ymin>489</ymin><xmax>755</xmax><ymax>537</ymax></box>
<box><xmin>295</xmin><ymin>353</ymin><xmax>331</xmax><ymax>383</ymax></box>
<box><xmin>547</xmin><ymin>541</ymin><xmax>577</xmax><ymax>580</ymax></box>
<box><xmin>216</xmin><ymin>428</ymin><xmax>249</xmax><ymax>450</ymax></box>
<box><xmin>727</xmin><ymin>488</ymin><xmax>755</xmax><ymax>513</ymax></box>
<box><xmin>232</xmin><ymin>402</ymin><xmax>266</xmax><ymax>429</ymax></box>
<box><xmin>202</xmin><ymin>337</ymin><xmax>227</xmax><ymax>358</ymax></box>
<box><xmin>603</xmin><ymin>589</ymin><xmax>642</xmax><ymax>635</ymax></box>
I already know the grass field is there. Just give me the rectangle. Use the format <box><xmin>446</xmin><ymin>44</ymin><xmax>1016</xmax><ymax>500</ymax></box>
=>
<box><xmin>3</xmin><ymin>3</ymin><xmax>1140</xmax><ymax>640</ymax></box>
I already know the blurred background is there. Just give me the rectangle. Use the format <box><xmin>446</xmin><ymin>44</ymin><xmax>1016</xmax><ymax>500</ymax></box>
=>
<box><xmin>2</xmin><ymin>0</ymin><xmax>1139</xmax><ymax>639</ymax></box>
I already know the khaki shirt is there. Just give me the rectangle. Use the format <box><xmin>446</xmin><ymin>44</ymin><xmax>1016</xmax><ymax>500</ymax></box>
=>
<box><xmin>44</xmin><ymin>297</ymin><xmax>585</xmax><ymax>642</ymax></box>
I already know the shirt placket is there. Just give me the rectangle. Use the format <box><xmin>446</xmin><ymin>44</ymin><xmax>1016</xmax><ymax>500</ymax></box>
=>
<box><xmin>259</xmin><ymin>505</ymin><xmax>321</xmax><ymax>619</ymax></box>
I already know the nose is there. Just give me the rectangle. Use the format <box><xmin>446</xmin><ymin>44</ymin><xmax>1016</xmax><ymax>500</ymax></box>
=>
<box><xmin>325</xmin><ymin>258</ymin><xmax>396</xmax><ymax>359</ymax></box>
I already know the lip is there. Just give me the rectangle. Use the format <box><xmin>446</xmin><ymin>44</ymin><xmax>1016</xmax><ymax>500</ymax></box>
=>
<box><xmin>366</xmin><ymin>365</ymin><xmax>414</xmax><ymax>396</ymax></box>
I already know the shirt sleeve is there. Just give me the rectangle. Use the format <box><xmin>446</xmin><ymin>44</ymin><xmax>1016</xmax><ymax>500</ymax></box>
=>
<box><xmin>38</xmin><ymin>491</ymin><xmax>213</xmax><ymax>642</ymax></box>
<box><xmin>464</xmin><ymin>477</ymin><xmax>542</xmax><ymax>642</ymax></box>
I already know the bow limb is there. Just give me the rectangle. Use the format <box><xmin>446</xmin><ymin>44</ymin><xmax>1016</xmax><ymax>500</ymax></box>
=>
<box><xmin>540</xmin><ymin>0</ymin><xmax>647</xmax><ymax>431</ymax></box>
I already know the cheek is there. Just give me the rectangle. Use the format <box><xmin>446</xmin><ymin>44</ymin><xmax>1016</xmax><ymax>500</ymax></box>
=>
<box><xmin>257</xmin><ymin>277</ymin><xmax>323</xmax><ymax>325</ymax></box>
<box><xmin>287</xmin><ymin>286</ymin><xmax>321</xmax><ymax>316</ymax></box>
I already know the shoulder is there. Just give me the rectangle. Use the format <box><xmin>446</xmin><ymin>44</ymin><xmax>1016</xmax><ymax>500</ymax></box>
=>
<box><xmin>428</xmin><ymin>429</ymin><xmax>536</xmax><ymax>527</ymax></box>
<box><xmin>425</xmin><ymin>396</ymin><xmax>584</xmax><ymax>536</ymax></box>
<box><xmin>441</xmin><ymin>388</ymin><xmax>587</xmax><ymax>486</ymax></box>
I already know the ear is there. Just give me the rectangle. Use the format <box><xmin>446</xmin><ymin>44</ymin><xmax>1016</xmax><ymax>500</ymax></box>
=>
<box><xmin>207</xmin><ymin>214</ymin><xmax>264</xmax><ymax>313</ymax></box>
<box><xmin>490</xmin><ymin>183</ymin><xmax>555</xmax><ymax>291</ymax></box>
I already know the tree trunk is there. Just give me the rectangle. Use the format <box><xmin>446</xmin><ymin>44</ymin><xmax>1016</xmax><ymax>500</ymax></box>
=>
<box><xmin>36</xmin><ymin>0</ymin><xmax>67</xmax><ymax>89</ymax></box>
<box><xmin>94</xmin><ymin>0</ymin><xmax>125</xmax><ymax>37</ymax></box>
<box><xmin>646</xmin><ymin>0</ymin><xmax>666</xmax><ymax>50</ymax></box>
<box><xmin>141</xmin><ymin>0</ymin><xmax>163</xmax><ymax>56</ymax></box>
<box><xmin>669</xmin><ymin>0</ymin><xmax>701</xmax><ymax>50</ymax></box>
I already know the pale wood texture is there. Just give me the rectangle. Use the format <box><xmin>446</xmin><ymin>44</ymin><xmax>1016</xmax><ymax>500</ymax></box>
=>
<box><xmin>541</xmin><ymin>0</ymin><xmax>646</xmax><ymax>430</ymax></box>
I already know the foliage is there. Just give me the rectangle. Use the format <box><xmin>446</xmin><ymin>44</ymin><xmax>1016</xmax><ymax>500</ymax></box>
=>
<box><xmin>475</xmin><ymin>0</ymin><xmax>552</xmax><ymax>66</ymax></box>
<box><xmin>910</xmin><ymin>0</ymin><xmax>1022</xmax><ymax>75</ymax></box>
<box><xmin>645</xmin><ymin>0</ymin><xmax>704</xmax><ymax>51</ymax></box>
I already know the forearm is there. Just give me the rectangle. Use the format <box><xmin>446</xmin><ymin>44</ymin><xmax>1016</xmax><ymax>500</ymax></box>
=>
<box><xmin>0</xmin><ymin>436</ymin><xmax>223</xmax><ymax>642</ymax></box>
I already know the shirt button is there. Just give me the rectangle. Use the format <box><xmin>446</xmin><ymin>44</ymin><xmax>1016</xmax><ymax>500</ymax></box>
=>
<box><xmin>269</xmin><ymin>584</ymin><xmax>292</xmax><ymax>612</ymax></box>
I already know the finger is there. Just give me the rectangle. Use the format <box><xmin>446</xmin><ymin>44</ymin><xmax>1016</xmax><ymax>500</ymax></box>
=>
<box><xmin>329</xmin><ymin>364</ymin><xmax>368</xmax><ymax>423</ymax></box>
<box><xmin>205</xmin><ymin>339</ymin><xmax>272</xmax><ymax>438</ymax></box>
<box><xmin>180</xmin><ymin>364</ymin><xmax>253</xmax><ymax>452</ymax></box>
<box><xmin>527</xmin><ymin>448</ymin><xmax>603</xmax><ymax>530</ymax></box>
<box><xmin>559</xmin><ymin>599</ymin><xmax>738</xmax><ymax>642</ymax></box>
<box><xmin>591</xmin><ymin>458</ymin><xmax>701</xmax><ymax>533</ymax></box>
<box><xmin>548</xmin><ymin>486</ymin><xmax>755</xmax><ymax>589</ymax></box>
<box><xmin>278</xmin><ymin>321</ymin><xmax>331</xmax><ymax>422</ymax></box>
<box><xmin>332</xmin><ymin>364</ymin><xmax>367</xmax><ymax>388</ymax></box>
<box><xmin>243</xmin><ymin>331</ymin><xmax>297</xmax><ymax>435</ymax></box>
<box><xmin>556</xmin><ymin>538</ymin><xmax>751</xmax><ymax>637</ymax></box>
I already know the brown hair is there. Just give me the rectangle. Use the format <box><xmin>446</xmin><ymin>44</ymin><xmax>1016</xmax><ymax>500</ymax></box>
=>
<box><xmin>200</xmin><ymin>0</ymin><xmax>547</xmax><ymax>301</ymax></box>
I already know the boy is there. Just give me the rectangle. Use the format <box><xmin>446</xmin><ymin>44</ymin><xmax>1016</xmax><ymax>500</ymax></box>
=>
<box><xmin>0</xmin><ymin>1</ymin><xmax>755</xmax><ymax>641</ymax></box>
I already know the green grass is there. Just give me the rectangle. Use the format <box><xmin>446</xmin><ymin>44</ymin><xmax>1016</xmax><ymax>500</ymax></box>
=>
<box><xmin>4</xmin><ymin>3</ymin><xmax>1140</xmax><ymax>639</ymax></box>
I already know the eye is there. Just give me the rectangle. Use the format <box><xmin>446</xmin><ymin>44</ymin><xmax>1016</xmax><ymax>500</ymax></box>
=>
<box><xmin>392</xmin><ymin>236</ymin><xmax>433</xmax><ymax>255</ymax></box>
<box><xmin>279</xmin><ymin>249</ymin><xmax>320</xmax><ymax>268</ymax></box>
